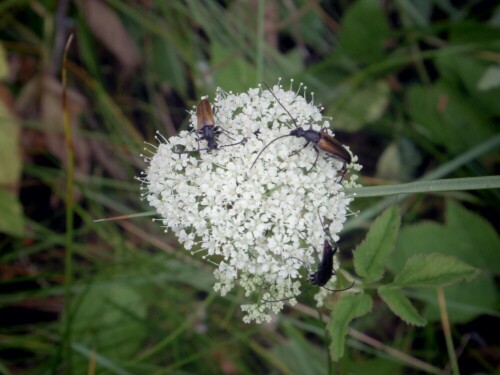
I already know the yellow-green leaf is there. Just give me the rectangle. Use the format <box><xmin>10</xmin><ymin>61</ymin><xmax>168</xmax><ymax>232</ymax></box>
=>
<box><xmin>353</xmin><ymin>206</ymin><xmax>400</xmax><ymax>283</ymax></box>
<box><xmin>328</xmin><ymin>293</ymin><xmax>372</xmax><ymax>361</ymax></box>
<box><xmin>392</xmin><ymin>253</ymin><xmax>479</xmax><ymax>288</ymax></box>
<box><xmin>378</xmin><ymin>286</ymin><xmax>426</xmax><ymax>326</ymax></box>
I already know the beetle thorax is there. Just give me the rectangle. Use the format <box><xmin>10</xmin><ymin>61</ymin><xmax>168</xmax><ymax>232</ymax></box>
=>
<box><xmin>290</xmin><ymin>127</ymin><xmax>305</xmax><ymax>137</ymax></box>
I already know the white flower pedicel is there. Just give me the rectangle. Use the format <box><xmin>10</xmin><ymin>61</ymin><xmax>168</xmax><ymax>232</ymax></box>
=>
<box><xmin>142</xmin><ymin>82</ymin><xmax>361</xmax><ymax>323</ymax></box>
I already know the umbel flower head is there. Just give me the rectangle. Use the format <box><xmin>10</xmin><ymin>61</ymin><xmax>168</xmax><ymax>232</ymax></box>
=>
<box><xmin>142</xmin><ymin>82</ymin><xmax>361</xmax><ymax>323</ymax></box>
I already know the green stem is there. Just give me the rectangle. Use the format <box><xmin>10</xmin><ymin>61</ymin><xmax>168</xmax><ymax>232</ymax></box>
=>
<box><xmin>255</xmin><ymin>0</ymin><xmax>265</xmax><ymax>83</ymax></box>
<box><xmin>344</xmin><ymin>134</ymin><xmax>500</xmax><ymax>231</ymax></box>
<box><xmin>62</xmin><ymin>34</ymin><xmax>75</xmax><ymax>373</ymax></box>
<box><xmin>347</xmin><ymin>175</ymin><xmax>500</xmax><ymax>198</ymax></box>
<box><xmin>437</xmin><ymin>287</ymin><xmax>460</xmax><ymax>375</ymax></box>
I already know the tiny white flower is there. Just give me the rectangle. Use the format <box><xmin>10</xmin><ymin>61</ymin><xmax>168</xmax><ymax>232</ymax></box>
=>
<box><xmin>142</xmin><ymin>82</ymin><xmax>361</xmax><ymax>323</ymax></box>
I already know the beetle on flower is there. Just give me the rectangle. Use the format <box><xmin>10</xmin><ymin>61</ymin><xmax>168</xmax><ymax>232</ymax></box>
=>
<box><xmin>142</xmin><ymin>81</ymin><xmax>361</xmax><ymax>323</ymax></box>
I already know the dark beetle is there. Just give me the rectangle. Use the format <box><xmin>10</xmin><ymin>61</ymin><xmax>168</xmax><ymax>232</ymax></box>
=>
<box><xmin>309</xmin><ymin>210</ymin><xmax>354</xmax><ymax>292</ymax></box>
<box><xmin>261</xmin><ymin>213</ymin><xmax>354</xmax><ymax>303</ymax></box>
<box><xmin>250</xmin><ymin>83</ymin><xmax>351</xmax><ymax>178</ymax></box>
<box><xmin>173</xmin><ymin>99</ymin><xmax>247</xmax><ymax>153</ymax></box>
<box><xmin>308</xmin><ymin>239</ymin><xmax>338</xmax><ymax>287</ymax></box>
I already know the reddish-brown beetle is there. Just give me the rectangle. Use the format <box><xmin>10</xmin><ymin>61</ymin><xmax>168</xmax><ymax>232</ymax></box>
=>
<box><xmin>250</xmin><ymin>83</ymin><xmax>351</xmax><ymax>179</ymax></box>
<box><xmin>173</xmin><ymin>98</ymin><xmax>248</xmax><ymax>153</ymax></box>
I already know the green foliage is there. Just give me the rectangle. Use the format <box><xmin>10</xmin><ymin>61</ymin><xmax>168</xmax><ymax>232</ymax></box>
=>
<box><xmin>0</xmin><ymin>190</ymin><xmax>23</xmax><ymax>236</ymax></box>
<box><xmin>391</xmin><ymin>254</ymin><xmax>479</xmax><ymax>288</ymax></box>
<box><xmin>269</xmin><ymin>323</ymin><xmax>329</xmax><ymax>375</ymax></box>
<box><xmin>328</xmin><ymin>293</ymin><xmax>373</xmax><ymax>361</ymax></box>
<box><xmin>0</xmin><ymin>42</ymin><xmax>7</xmax><ymax>78</ymax></box>
<box><xmin>331</xmin><ymin>207</ymin><xmax>480</xmax><ymax>360</ymax></box>
<box><xmin>150</xmin><ymin>36</ymin><xmax>187</xmax><ymax>94</ymax></box>
<box><xmin>378</xmin><ymin>286</ymin><xmax>426</xmax><ymax>326</ymax></box>
<box><xmin>211</xmin><ymin>44</ymin><xmax>257</xmax><ymax>93</ymax></box>
<box><xmin>344</xmin><ymin>357</ymin><xmax>404</xmax><ymax>375</ymax></box>
<box><xmin>1</xmin><ymin>0</ymin><xmax>499</xmax><ymax>373</ymax></box>
<box><xmin>0</xmin><ymin>98</ymin><xmax>23</xmax><ymax>236</ymax></box>
<box><xmin>386</xmin><ymin>201</ymin><xmax>500</xmax><ymax>323</ymax></box>
<box><xmin>389</xmin><ymin>201</ymin><xmax>500</xmax><ymax>275</ymax></box>
<box><xmin>477</xmin><ymin>66</ymin><xmax>500</xmax><ymax>90</ymax></box>
<box><xmin>353</xmin><ymin>206</ymin><xmax>400</xmax><ymax>283</ymax></box>
<box><xmin>329</xmin><ymin>81</ymin><xmax>390</xmax><ymax>131</ymax></box>
<box><xmin>72</xmin><ymin>283</ymin><xmax>148</xmax><ymax>361</ymax></box>
<box><xmin>421</xmin><ymin>273</ymin><xmax>498</xmax><ymax>323</ymax></box>
<box><xmin>337</xmin><ymin>0</ymin><xmax>390</xmax><ymax>64</ymax></box>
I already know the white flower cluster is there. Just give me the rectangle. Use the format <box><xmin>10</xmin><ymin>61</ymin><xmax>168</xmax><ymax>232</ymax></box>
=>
<box><xmin>142</xmin><ymin>82</ymin><xmax>361</xmax><ymax>323</ymax></box>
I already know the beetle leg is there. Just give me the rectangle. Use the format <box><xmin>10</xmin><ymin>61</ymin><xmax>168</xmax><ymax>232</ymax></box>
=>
<box><xmin>326</xmin><ymin>156</ymin><xmax>347</xmax><ymax>183</ymax></box>
<box><xmin>305</xmin><ymin>147</ymin><xmax>320</xmax><ymax>173</ymax></box>
<box><xmin>320</xmin><ymin>280</ymin><xmax>355</xmax><ymax>293</ymax></box>
<box><xmin>289</xmin><ymin>141</ymin><xmax>310</xmax><ymax>157</ymax></box>
<box><xmin>261</xmin><ymin>294</ymin><xmax>299</xmax><ymax>303</ymax></box>
<box><xmin>218</xmin><ymin>137</ymin><xmax>249</xmax><ymax>149</ymax></box>
<box><xmin>338</xmin><ymin>163</ymin><xmax>347</xmax><ymax>183</ymax></box>
<box><xmin>196</xmin><ymin>133</ymin><xmax>202</xmax><ymax>152</ymax></box>
<box><xmin>217</xmin><ymin>126</ymin><xmax>236</xmax><ymax>141</ymax></box>
<box><xmin>253</xmin><ymin>129</ymin><xmax>262</xmax><ymax>140</ymax></box>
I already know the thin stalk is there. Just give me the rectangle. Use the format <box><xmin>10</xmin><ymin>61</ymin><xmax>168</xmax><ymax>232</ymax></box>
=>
<box><xmin>318</xmin><ymin>308</ymin><xmax>333</xmax><ymax>375</ymax></box>
<box><xmin>346</xmin><ymin>175</ymin><xmax>500</xmax><ymax>198</ymax></box>
<box><xmin>294</xmin><ymin>303</ymin><xmax>442</xmax><ymax>374</ymax></box>
<box><xmin>437</xmin><ymin>287</ymin><xmax>460</xmax><ymax>375</ymax></box>
<box><xmin>256</xmin><ymin>0</ymin><xmax>265</xmax><ymax>83</ymax></box>
<box><xmin>344</xmin><ymin>134</ymin><xmax>500</xmax><ymax>231</ymax></box>
<box><xmin>62</xmin><ymin>34</ymin><xmax>75</xmax><ymax>373</ymax></box>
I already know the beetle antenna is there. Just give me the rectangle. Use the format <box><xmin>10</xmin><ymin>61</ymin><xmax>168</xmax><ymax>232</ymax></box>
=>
<box><xmin>289</xmin><ymin>255</ymin><xmax>312</xmax><ymax>272</ymax></box>
<box><xmin>249</xmin><ymin>134</ymin><xmax>292</xmax><ymax>170</ymax></box>
<box><xmin>261</xmin><ymin>82</ymin><xmax>299</xmax><ymax>128</ymax></box>
<box><xmin>218</xmin><ymin>137</ymin><xmax>248</xmax><ymax>149</ymax></box>
<box><xmin>172</xmin><ymin>137</ymin><xmax>247</xmax><ymax>154</ymax></box>
<box><xmin>261</xmin><ymin>295</ymin><xmax>298</xmax><ymax>303</ymax></box>
<box><xmin>317</xmin><ymin>207</ymin><xmax>335</xmax><ymax>243</ymax></box>
<box><xmin>171</xmin><ymin>146</ymin><xmax>211</xmax><ymax>154</ymax></box>
<box><xmin>320</xmin><ymin>280</ymin><xmax>355</xmax><ymax>293</ymax></box>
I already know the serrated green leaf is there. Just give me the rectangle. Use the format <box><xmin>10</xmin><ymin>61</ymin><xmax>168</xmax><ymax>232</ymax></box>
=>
<box><xmin>378</xmin><ymin>286</ymin><xmax>426</xmax><ymax>326</ymax></box>
<box><xmin>392</xmin><ymin>254</ymin><xmax>479</xmax><ymax>288</ymax></box>
<box><xmin>353</xmin><ymin>206</ymin><xmax>400</xmax><ymax>283</ymax></box>
<box><xmin>388</xmin><ymin>201</ymin><xmax>500</xmax><ymax>276</ymax></box>
<box><xmin>328</xmin><ymin>293</ymin><xmax>372</xmax><ymax>361</ymax></box>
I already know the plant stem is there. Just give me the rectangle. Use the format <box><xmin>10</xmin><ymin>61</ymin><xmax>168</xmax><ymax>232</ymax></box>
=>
<box><xmin>347</xmin><ymin>175</ymin><xmax>500</xmax><ymax>198</ymax></box>
<box><xmin>256</xmin><ymin>0</ymin><xmax>265</xmax><ymax>83</ymax></box>
<box><xmin>437</xmin><ymin>287</ymin><xmax>460</xmax><ymax>375</ymax></box>
<box><xmin>62</xmin><ymin>34</ymin><xmax>75</xmax><ymax>373</ymax></box>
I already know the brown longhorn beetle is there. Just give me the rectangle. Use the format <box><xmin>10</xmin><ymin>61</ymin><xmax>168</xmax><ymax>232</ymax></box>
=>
<box><xmin>173</xmin><ymin>98</ymin><xmax>248</xmax><ymax>154</ymax></box>
<box><xmin>250</xmin><ymin>83</ymin><xmax>351</xmax><ymax>180</ymax></box>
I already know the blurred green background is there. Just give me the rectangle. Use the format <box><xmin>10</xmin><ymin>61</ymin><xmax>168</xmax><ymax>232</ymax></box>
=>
<box><xmin>0</xmin><ymin>1</ymin><xmax>499</xmax><ymax>374</ymax></box>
